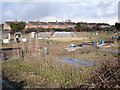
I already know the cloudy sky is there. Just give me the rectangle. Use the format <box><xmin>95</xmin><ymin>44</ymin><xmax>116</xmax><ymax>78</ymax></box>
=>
<box><xmin>1</xmin><ymin>0</ymin><xmax>119</xmax><ymax>25</ymax></box>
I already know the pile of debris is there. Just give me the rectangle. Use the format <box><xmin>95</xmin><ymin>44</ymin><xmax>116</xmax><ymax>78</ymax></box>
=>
<box><xmin>77</xmin><ymin>58</ymin><xmax>120</xmax><ymax>88</ymax></box>
<box><xmin>65</xmin><ymin>40</ymin><xmax>116</xmax><ymax>51</ymax></box>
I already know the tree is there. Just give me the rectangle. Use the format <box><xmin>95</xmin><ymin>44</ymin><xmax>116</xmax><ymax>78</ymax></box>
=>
<box><xmin>115</xmin><ymin>22</ymin><xmax>120</xmax><ymax>31</ymax></box>
<box><xmin>92</xmin><ymin>25</ymin><xmax>101</xmax><ymax>31</ymax></box>
<box><xmin>75</xmin><ymin>22</ymin><xmax>81</xmax><ymax>32</ymax></box>
<box><xmin>9</xmin><ymin>22</ymin><xmax>25</xmax><ymax>33</ymax></box>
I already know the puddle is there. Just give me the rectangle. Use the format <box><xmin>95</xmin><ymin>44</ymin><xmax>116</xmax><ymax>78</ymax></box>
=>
<box><xmin>99</xmin><ymin>49</ymin><xmax>120</xmax><ymax>54</ymax></box>
<box><xmin>58</xmin><ymin>57</ymin><xmax>96</xmax><ymax>66</ymax></box>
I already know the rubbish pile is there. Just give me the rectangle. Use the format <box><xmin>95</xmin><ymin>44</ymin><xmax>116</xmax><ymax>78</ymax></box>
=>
<box><xmin>65</xmin><ymin>40</ymin><xmax>115</xmax><ymax>51</ymax></box>
<box><xmin>22</xmin><ymin>37</ymin><xmax>27</xmax><ymax>43</ymax></box>
<box><xmin>65</xmin><ymin>44</ymin><xmax>79</xmax><ymax>51</ymax></box>
<box><xmin>65</xmin><ymin>43</ymin><xmax>92</xmax><ymax>51</ymax></box>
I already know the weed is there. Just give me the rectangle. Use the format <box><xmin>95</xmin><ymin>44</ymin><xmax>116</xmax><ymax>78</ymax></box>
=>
<box><xmin>19</xmin><ymin>65</ymin><xmax>38</xmax><ymax>73</ymax></box>
<box><xmin>113</xmin><ymin>53</ymin><xmax>120</xmax><ymax>58</ymax></box>
<box><xmin>2</xmin><ymin>32</ymin><xmax>117</xmax><ymax>88</ymax></box>
<box><xmin>46</xmin><ymin>73</ymin><xmax>53</xmax><ymax>77</ymax></box>
<box><xmin>96</xmin><ymin>52</ymin><xmax>100</xmax><ymax>56</ymax></box>
<box><xmin>103</xmin><ymin>53</ymin><xmax>107</xmax><ymax>56</ymax></box>
<box><xmin>65</xmin><ymin>80</ymin><xmax>73</xmax><ymax>85</ymax></box>
<box><xmin>18</xmin><ymin>64</ymin><xmax>72</xmax><ymax>84</ymax></box>
<box><xmin>43</xmin><ymin>40</ymin><xmax>61</xmax><ymax>45</ymax></box>
<box><xmin>82</xmin><ymin>50</ymin><xmax>91</xmax><ymax>54</ymax></box>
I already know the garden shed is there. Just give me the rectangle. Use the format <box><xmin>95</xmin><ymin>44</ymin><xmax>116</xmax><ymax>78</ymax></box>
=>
<box><xmin>2</xmin><ymin>31</ymin><xmax>11</xmax><ymax>40</ymax></box>
<box><xmin>2</xmin><ymin>31</ymin><xmax>11</xmax><ymax>44</ymax></box>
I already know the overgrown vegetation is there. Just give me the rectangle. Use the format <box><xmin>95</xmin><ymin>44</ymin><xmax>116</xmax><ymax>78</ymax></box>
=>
<box><xmin>115</xmin><ymin>22</ymin><xmax>120</xmax><ymax>31</ymax></box>
<box><xmin>2</xmin><ymin>32</ymin><xmax>119</xmax><ymax>88</ymax></box>
<box><xmin>88</xmin><ymin>59</ymin><xmax>120</xmax><ymax>88</ymax></box>
<box><xmin>43</xmin><ymin>40</ymin><xmax>61</xmax><ymax>45</ymax></box>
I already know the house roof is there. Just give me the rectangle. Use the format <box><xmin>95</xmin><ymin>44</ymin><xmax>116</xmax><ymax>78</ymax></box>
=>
<box><xmin>80</xmin><ymin>22</ymin><xmax>87</xmax><ymax>24</ymax></box>
<box><xmin>88</xmin><ymin>23</ymin><xmax>96</xmax><ymax>25</ymax></box>
<box><xmin>40</xmin><ymin>22</ymin><xmax>48</xmax><ymax>25</ymax></box>
<box><xmin>5</xmin><ymin>22</ymin><xmax>15</xmax><ymax>25</ymax></box>
<box><xmin>65</xmin><ymin>22</ymin><xmax>76</xmax><ymax>25</ymax></box>
<box><xmin>48</xmin><ymin>22</ymin><xmax>59</xmax><ymax>25</ymax></box>
<box><xmin>79</xmin><ymin>22</ymin><xmax>110</xmax><ymax>26</ymax></box>
<box><xmin>28</xmin><ymin>22</ymin><xmax>40</xmax><ymax>25</ymax></box>
<box><xmin>96</xmin><ymin>23</ymin><xmax>110</xmax><ymax>26</ymax></box>
<box><xmin>58</xmin><ymin>22</ymin><xmax>66</xmax><ymax>25</ymax></box>
<box><xmin>29</xmin><ymin>21</ymin><xmax>48</xmax><ymax>25</ymax></box>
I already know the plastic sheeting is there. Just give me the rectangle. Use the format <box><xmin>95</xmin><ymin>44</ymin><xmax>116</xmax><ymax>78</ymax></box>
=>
<box><xmin>3</xmin><ymin>39</ymin><xmax>10</xmax><ymax>43</ymax></box>
<box><xmin>52</xmin><ymin>32</ymin><xmax>76</xmax><ymax>37</ymax></box>
<box><xmin>37</xmin><ymin>32</ymin><xmax>53</xmax><ymax>38</ymax></box>
<box><xmin>58</xmin><ymin>57</ymin><xmax>96</xmax><ymax>66</ymax></box>
<box><xmin>30</xmin><ymin>32</ymin><xmax>36</xmax><ymax>38</ymax></box>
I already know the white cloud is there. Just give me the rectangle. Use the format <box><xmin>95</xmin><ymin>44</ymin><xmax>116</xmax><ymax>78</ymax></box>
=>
<box><xmin>106</xmin><ymin>7</ymin><xmax>115</xmax><ymax>14</ymax></box>
<box><xmin>71</xmin><ymin>17</ymin><xmax>117</xmax><ymax>25</ymax></box>
<box><xmin>41</xmin><ymin>16</ymin><xmax>62</xmax><ymax>22</ymax></box>
<box><xmin>1</xmin><ymin>0</ymin><xmax>81</xmax><ymax>2</ymax></box>
<box><xmin>1</xmin><ymin>0</ymin><xmax>119</xmax><ymax>24</ymax></box>
<box><xmin>96</xmin><ymin>8</ymin><xmax>104</xmax><ymax>16</ymax></box>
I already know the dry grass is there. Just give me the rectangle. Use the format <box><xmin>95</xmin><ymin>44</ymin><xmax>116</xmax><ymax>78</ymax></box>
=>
<box><xmin>48</xmin><ymin>37</ymin><xmax>87</xmax><ymax>42</ymax></box>
<box><xmin>84</xmin><ymin>58</ymin><xmax>120</xmax><ymax>88</ymax></box>
<box><xmin>2</xmin><ymin>32</ymin><xmax>119</xmax><ymax>88</ymax></box>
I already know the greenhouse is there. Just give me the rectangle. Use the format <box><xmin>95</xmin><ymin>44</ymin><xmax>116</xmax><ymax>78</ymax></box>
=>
<box><xmin>37</xmin><ymin>32</ymin><xmax>53</xmax><ymax>39</ymax></box>
<box><xmin>52</xmin><ymin>32</ymin><xmax>76</xmax><ymax>37</ymax></box>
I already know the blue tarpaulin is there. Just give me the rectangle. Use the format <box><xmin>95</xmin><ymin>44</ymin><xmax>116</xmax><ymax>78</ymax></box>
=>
<box><xmin>0</xmin><ymin>47</ymin><xmax>20</xmax><ymax>51</ymax></box>
<box><xmin>58</xmin><ymin>57</ymin><xmax>96</xmax><ymax>66</ymax></box>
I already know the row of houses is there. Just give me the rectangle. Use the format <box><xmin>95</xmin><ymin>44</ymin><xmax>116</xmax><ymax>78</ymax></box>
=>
<box><xmin>80</xmin><ymin>22</ymin><xmax>111</xmax><ymax>28</ymax></box>
<box><xmin>3</xmin><ymin>21</ymin><xmax>111</xmax><ymax>30</ymax></box>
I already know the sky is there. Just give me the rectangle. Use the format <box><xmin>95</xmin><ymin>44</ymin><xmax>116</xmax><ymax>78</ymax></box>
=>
<box><xmin>1</xmin><ymin>0</ymin><xmax>120</xmax><ymax>25</ymax></box>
